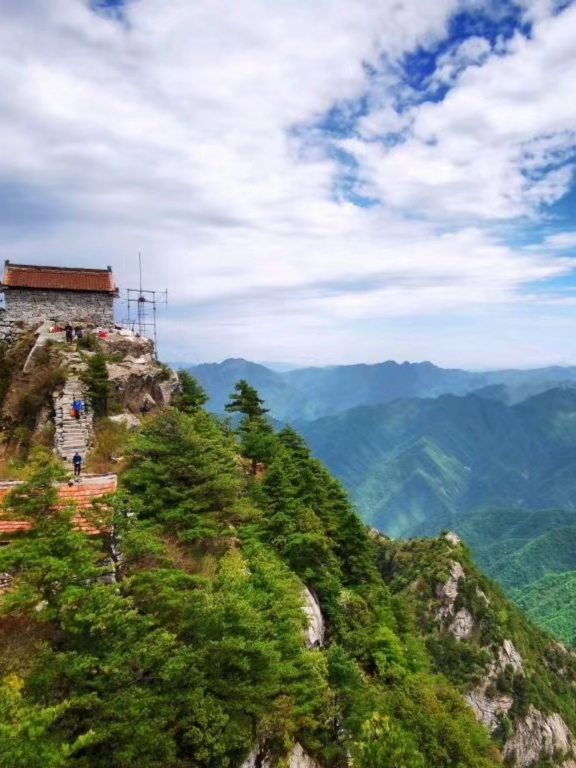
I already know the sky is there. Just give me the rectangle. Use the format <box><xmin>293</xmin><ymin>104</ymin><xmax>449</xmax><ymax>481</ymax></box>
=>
<box><xmin>1</xmin><ymin>0</ymin><xmax>576</xmax><ymax>368</ymax></box>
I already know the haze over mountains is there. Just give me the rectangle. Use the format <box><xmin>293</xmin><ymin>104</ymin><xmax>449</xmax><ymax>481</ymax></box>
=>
<box><xmin>188</xmin><ymin>357</ymin><xmax>576</xmax><ymax>421</ymax></box>
<box><xmin>189</xmin><ymin>357</ymin><xmax>576</xmax><ymax>645</ymax></box>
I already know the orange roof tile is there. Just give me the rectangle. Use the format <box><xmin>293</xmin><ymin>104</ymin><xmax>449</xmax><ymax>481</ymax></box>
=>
<box><xmin>0</xmin><ymin>520</ymin><xmax>31</xmax><ymax>535</ymax></box>
<box><xmin>0</xmin><ymin>475</ymin><xmax>117</xmax><ymax>538</ymax></box>
<box><xmin>1</xmin><ymin>262</ymin><xmax>117</xmax><ymax>294</ymax></box>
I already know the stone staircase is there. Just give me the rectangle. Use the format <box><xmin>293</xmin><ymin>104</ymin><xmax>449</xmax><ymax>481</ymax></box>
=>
<box><xmin>53</xmin><ymin>352</ymin><xmax>93</xmax><ymax>466</ymax></box>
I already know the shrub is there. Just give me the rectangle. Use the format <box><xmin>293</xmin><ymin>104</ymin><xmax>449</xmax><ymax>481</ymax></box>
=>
<box><xmin>76</xmin><ymin>333</ymin><xmax>101</xmax><ymax>352</ymax></box>
<box><xmin>12</xmin><ymin>346</ymin><xmax>66</xmax><ymax>433</ymax></box>
<box><xmin>81</xmin><ymin>353</ymin><xmax>112</xmax><ymax>418</ymax></box>
<box><xmin>85</xmin><ymin>418</ymin><xmax>129</xmax><ymax>474</ymax></box>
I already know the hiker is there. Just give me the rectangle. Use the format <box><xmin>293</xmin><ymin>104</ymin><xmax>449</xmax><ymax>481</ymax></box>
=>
<box><xmin>75</xmin><ymin>325</ymin><xmax>84</xmax><ymax>340</ymax></box>
<box><xmin>72</xmin><ymin>452</ymin><xmax>82</xmax><ymax>477</ymax></box>
<box><xmin>65</xmin><ymin>322</ymin><xmax>74</xmax><ymax>343</ymax></box>
<box><xmin>72</xmin><ymin>397</ymin><xmax>83</xmax><ymax>420</ymax></box>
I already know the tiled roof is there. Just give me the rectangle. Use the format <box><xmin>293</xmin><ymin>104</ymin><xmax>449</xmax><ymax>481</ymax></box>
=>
<box><xmin>0</xmin><ymin>475</ymin><xmax>117</xmax><ymax>538</ymax></box>
<box><xmin>0</xmin><ymin>519</ymin><xmax>31</xmax><ymax>535</ymax></box>
<box><xmin>1</xmin><ymin>262</ymin><xmax>117</xmax><ymax>294</ymax></box>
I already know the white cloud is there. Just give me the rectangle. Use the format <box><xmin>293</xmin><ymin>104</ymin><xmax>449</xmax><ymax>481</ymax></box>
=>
<box><xmin>0</xmin><ymin>0</ymin><xmax>575</xmax><ymax>367</ymax></box>
<box><xmin>344</xmin><ymin>2</ymin><xmax>576</xmax><ymax>222</ymax></box>
<box><xmin>544</xmin><ymin>232</ymin><xmax>576</xmax><ymax>249</ymax></box>
<box><xmin>431</xmin><ymin>36</ymin><xmax>492</xmax><ymax>87</ymax></box>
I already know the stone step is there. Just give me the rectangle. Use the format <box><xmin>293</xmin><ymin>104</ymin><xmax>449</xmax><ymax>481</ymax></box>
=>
<box><xmin>53</xmin><ymin>361</ymin><xmax>93</xmax><ymax>462</ymax></box>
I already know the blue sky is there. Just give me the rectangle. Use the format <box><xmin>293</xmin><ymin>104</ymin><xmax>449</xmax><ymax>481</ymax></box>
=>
<box><xmin>1</xmin><ymin>0</ymin><xmax>576</xmax><ymax>368</ymax></box>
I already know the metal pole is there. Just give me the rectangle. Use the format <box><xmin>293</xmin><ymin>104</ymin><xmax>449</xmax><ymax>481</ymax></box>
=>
<box><xmin>153</xmin><ymin>297</ymin><xmax>158</xmax><ymax>360</ymax></box>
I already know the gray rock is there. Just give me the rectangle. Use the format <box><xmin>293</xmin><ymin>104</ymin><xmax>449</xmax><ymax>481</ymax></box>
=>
<box><xmin>449</xmin><ymin>607</ymin><xmax>475</xmax><ymax>640</ymax></box>
<box><xmin>504</xmin><ymin>705</ymin><xmax>575</xmax><ymax>767</ymax></box>
<box><xmin>109</xmin><ymin>413</ymin><xmax>141</xmax><ymax>430</ymax></box>
<box><xmin>288</xmin><ymin>743</ymin><xmax>318</xmax><ymax>768</ymax></box>
<box><xmin>465</xmin><ymin>690</ymin><xmax>514</xmax><ymax>732</ymax></box>
<box><xmin>302</xmin><ymin>587</ymin><xmax>325</xmax><ymax>648</ymax></box>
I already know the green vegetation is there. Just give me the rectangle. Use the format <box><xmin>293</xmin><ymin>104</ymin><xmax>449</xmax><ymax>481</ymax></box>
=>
<box><xmin>457</xmin><ymin>509</ymin><xmax>576</xmax><ymax>646</ymax></box>
<box><xmin>513</xmin><ymin>572</ymin><xmax>576</xmax><ymax>648</ymax></box>
<box><xmin>174</xmin><ymin>369</ymin><xmax>209</xmax><ymax>413</ymax></box>
<box><xmin>2</xmin><ymin>384</ymin><xmax>576</xmax><ymax>766</ymax></box>
<box><xmin>76</xmin><ymin>332</ymin><xmax>101</xmax><ymax>353</ymax></box>
<box><xmin>85</xmin><ymin>417</ymin><xmax>129</xmax><ymax>474</ymax></box>
<box><xmin>226</xmin><ymin>379</ymin><xmax>275</xmax><ymax>474</ymax></box>
<box><xmin>81</xmin><ymin>352</ymin><xmax>113</xmax><ymax>418</ymax></box>
<box><xmin>295</xmin><ymin>390</ymin><xmax>576</xmax><ymax>647</ymax></box>
<box><xmin>0</xmin><ymin>337</ymin><xmax>65</xmax><ymax>465</ymax></box>
<box><xmin>375</xmin><ymin>535</ymin><xmax>576</xmax><ymax>735</ymax></box>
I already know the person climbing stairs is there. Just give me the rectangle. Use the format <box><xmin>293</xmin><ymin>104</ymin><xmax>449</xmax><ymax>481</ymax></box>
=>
<box><xmin>53</xmin><ymin>351</ymin><xmax>93</xmax><ymax>469</ymax></box>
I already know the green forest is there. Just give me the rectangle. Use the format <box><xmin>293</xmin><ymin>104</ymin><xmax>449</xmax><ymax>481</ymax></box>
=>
<box><xmin>1</xmin><ymin>378</ymin><xmax>576</xmax><ymax>767</ymax></box>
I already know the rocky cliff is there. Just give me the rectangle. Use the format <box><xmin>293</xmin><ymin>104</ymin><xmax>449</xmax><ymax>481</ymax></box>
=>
<box><xmin>0</xmin><ymin>321</ymin><xmax>179</xmax><ymax>471</ymax></box>
<box><xmin>376</xmin><ymin>531</ymin><xmax>576</xmax><ymax>767</ymax></box>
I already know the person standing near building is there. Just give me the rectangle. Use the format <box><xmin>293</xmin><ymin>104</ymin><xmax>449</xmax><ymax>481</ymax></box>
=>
<box><xmin>72</xmin><ymin>452</ymin><xmax>82</xmax><ymax>478</ymax></box>
<box><xmin>65</xmin><ymin>322</ymin><xmax>74</xmax><ymax>343</ymax></box>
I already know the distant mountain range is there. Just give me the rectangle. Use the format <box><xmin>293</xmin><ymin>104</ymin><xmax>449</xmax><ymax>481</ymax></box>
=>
<box><xmin>188</xmin><ymin>357</ymin><xmax>576</xmax><ymax>421</ymax></box>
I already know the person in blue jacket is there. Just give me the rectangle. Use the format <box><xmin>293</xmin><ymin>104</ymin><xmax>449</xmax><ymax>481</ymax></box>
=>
<box><xmin>72</xmin><ymin>398</ymin><xmax>83</xmax><ymax>420</ymax></box>
<box><xmin>72</xmin><ymin>452</ymin><xmax>82</xmax><ymax>477</ymax></box>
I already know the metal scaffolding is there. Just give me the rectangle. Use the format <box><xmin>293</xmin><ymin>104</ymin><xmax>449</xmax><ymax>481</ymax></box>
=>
<box><xmin>122</xmin><ymin>254</ymin><xmax>167</xmax><ymax>358</ymax></box>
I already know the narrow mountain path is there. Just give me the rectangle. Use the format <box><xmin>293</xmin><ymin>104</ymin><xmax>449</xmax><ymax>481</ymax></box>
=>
<box><xmin>53</xmin><ymin>350</ymin><xmax>93</xmax><ymax>466</ymax></box>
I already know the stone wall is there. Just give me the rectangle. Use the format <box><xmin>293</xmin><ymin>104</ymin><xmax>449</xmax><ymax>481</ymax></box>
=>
<box><xmin>3</xmin><ymin>288</ymin><xmax>114</xmax><ymax>326</ymax></box>
<box><xmin>0</xmin><ymin>312</ymin><xmax>21</xmax><ymax>344</ymax></box>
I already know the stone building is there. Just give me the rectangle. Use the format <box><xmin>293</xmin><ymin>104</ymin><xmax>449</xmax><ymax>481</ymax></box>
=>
<box><xmin>0</xmin><ymin>261</ymin><xmax>118</xmax><ymax>333</ymax></box>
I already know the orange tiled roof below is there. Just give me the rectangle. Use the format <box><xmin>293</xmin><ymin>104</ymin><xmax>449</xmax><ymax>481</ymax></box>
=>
<box><xmin>1</xmin><ymin>262</ymin><xmax>116</xmax><ymax>294</ymax></box>
<box><xmin>0</xmin><ymin>475</ymin><xmax>117</xmax><ymax>538</ymax></box>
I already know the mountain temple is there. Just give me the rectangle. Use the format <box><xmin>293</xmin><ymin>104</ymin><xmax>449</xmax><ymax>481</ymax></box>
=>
<box><xmin>0</xmin><ymin>261</ymin><xmax>118</xmax><ymax>334</ymax></box>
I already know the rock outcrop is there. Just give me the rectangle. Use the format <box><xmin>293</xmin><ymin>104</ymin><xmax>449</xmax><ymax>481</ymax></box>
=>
<box><xmin>436</xmin><ymin>561</ymin><xmax>475</xmax><ymax>640</ymax></box>
<box><xmin>302</xmin><ymin>587</ymin><xmax>325</xmax><ymax>648</ymax></box>
<box><xmin>465</xmin><ymin>689</ymin><xmax>514</xmax><ymax>732</ymax></box>
<box><xmin>109</xmin><ymin>412</ymin><xmax>141</xmax><ymax>430</ymax></box>
<box><xmin>443</xmin><ymin>531</ymin><xmax>462</xmax><ymax>546</ymax></box>
<box><xmin>106</xmin><ymin>353</ymin><xmax>179</xmax><ymax>414</ymax></box>
<box><xmin>239</xmin><ymin>743</ymin><xmax>319</xmax><ymax>768</ymax></box>
<box><xmin>465</xmin><ymin>637</ymin><xmax>523</xmax><ymax>732</ymax></box>
<box><xmin>288</xmin><ymin>743</ymin><xmax>318</xmax><ymax>768</ymax></box>
<box><xmin>500</xmin><ymin>638</ymin><xmax>523</xmax><ymax>672</ymax></box>
<box><xmin>504</xmin><ymin>706</ymin><xmax>576</xmax><ymax>767</ymax></box>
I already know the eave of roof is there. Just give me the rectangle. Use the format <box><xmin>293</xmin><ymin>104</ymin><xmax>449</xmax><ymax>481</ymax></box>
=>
<box><xmin>0</xmin><ymin>475</ymin><xmax>117</xmax><ymax>538</ymax></box>
<box><xmin>1</xmin><ymin>262</ymin><xmax>118</xmax><ymax>294</ymax></box>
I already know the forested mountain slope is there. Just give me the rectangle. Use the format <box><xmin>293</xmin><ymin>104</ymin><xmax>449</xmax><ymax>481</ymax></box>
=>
<box><xmin>298</xmin><ymin>389</ymin><xmax>576</xmax><ymax>537</ymax></box>
<box><xmin>2</xmin><ymin>385</ymin><xmax>576</xmax><ymax>767</ymax></box>
<box><xmin>298</xmin><ymin>389</ymin><xmax>576</xmax><ymax>647</ymax></box>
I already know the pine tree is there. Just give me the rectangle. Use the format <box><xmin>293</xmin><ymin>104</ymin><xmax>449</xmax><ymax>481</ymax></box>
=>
<box><xmin>0</xmin><ymin>449</ymin><xmax>101</xmax><ymax>615</ymax></box>
<box><xmin>81</xmin><ymin>353</ymin><xmax>111</xmax><ymax>418</ymax></box>
<box><xmin>121</xmin><ymin>408</ymin><xmax>241</xmax><ymax>539</ymax></box>
<box><xmin>226</xmin><ymin>380</ymin><xmax>274</xmax><ymax>475</ymax></box>
<box><xmin>175</xmin><ymin>370</ymin><xmax>209</xmax><ymax>413</ymax></box>
<box><xmin>225</xmin><ymin>380</ymin><xmax>269</xmax><ymax>420</ymax></box>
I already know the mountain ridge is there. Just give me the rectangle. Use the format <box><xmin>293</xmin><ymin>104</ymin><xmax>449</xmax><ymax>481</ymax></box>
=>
<box><xmin>188</xmin><ymin>357</ymin><xmax>576</xmax><ymax>421</ymax></box>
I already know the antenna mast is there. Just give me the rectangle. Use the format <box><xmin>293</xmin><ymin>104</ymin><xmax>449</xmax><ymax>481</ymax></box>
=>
<box><xmin>123</xmin><ymin>254</ymin><xmax>168</xmax><ymax>359</ymax></box>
